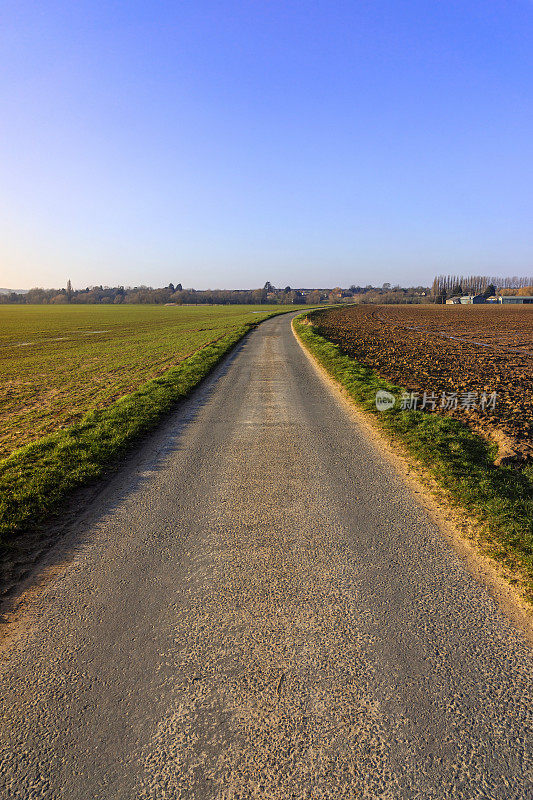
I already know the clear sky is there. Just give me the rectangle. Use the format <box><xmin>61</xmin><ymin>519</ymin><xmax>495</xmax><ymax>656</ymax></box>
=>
<box><xmin>1</xmin><ymin>1</ymin><xmax>533</xmax><ymax>290</ymax></box>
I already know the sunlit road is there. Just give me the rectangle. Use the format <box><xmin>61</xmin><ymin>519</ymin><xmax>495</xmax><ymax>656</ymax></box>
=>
<box><xmin>0</xmin><ymin>313</ymin><xmax>531</xmax><ymax>799</ymax></box>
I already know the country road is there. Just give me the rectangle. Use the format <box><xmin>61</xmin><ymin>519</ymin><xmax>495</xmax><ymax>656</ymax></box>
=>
<box><xmin>0</xmin><ymin>312</ymin><xmax>531</xmax><ymax>800</ymax></box>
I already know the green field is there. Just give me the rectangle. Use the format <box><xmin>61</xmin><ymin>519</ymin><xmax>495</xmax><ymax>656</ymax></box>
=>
<box><xmin>0</xmin><ymin>304</ymin><xmax>295</xmax><ymax>461</ymax></box>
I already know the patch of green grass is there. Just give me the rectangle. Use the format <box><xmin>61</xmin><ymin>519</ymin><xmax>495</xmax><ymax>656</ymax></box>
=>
<box><xmin>294</xmin><ymin>313</ymin><xmax>533</xmax><ymax>600</ymax></box>
<box><xmin>0</xmin><ymin>308</ymin><xmax>304</xmax><ymax>544</ymax></box>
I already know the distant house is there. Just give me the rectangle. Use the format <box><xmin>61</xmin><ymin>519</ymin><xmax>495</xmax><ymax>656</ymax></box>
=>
<box><xmin>446</xmin><ymin>296</ymin><xmax>461</xmax><ymax>304</ymax></box>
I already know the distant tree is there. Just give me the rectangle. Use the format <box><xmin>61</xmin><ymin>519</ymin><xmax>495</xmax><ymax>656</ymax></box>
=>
<box><xmin>328</xmin><ymin>288</ymin><xmax>344</xmax><ymax>303</ymax></box>
<box><xmin>264</xmin><ymin>281</ymin><xmax>273</xmax><ymax>292</ymax></box>
<box><xmin>360</xmin><ymin>291</ymin><xmax>381</xmax><ymax>304</ymax></box>
<box><xmin>517</xmin><ymin>286</ymin><xmax>533</xmax><ymax>296</ymax></box>
<box><xmin>284</xmin><ymin>285</ymin><xmax>291</xmax><ymax>293</ymax></box>
<box><xmin>168</xmin><ymin>283</ymin><xmax>175</xmax><ymax>293</ymax></box>
<box><xmin>176</xmin><ymin>283</ymin><xmax>183</xmax><ymax>291</ymax></box>
<box><xmin>281</xmin><ymin>290</ymin><xmax>301</xmax><ymax>304</ymax></box>
<box><xmin>26</xmin><ymin>288</ymin><xmax>51</xmax><ymax>304</ymax></box>
<box><xmin>66</xmin><ymin>279</ymin><xmax>73</xmax><ymax>302</ymax></box>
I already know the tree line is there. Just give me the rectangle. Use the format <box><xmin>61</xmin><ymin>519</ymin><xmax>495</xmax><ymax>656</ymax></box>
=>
<box><xmin>0</xmin><ymin>281</ymin><xmax>434</xmax><ymax>306</ymax></box>
<box><xmin>0</xmin><ymin>283</ymin><xmax>307</xmax><ymax>306</ymax></box>
<box><xmin>431</xmin><ymin>274</ymin><xmax>533</xmax><ymax>301</ymax></box>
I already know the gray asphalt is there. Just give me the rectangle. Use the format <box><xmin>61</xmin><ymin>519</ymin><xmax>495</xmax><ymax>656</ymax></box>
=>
<box><xmin>0</xmin><ymin>312</ymin><xmax>531</xmax><ymax>800</ymax></box>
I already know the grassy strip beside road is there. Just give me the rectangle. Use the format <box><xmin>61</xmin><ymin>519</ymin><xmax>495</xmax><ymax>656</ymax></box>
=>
<box><xmin>294</xmin><ymin>312</ymin><xmax>533</xmax><ymax>602</ymax></box>
<box><xmin>0</xmin><ymin>310</ymin><xmax>296</xmax><ymax>544</ymax></box>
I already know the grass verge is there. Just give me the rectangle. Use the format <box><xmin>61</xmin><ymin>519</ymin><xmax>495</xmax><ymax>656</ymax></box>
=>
<box><xmin>294</xmin><ymin>312</ymin><xmax>533</xmax><ymax>603</ymax></box>
<box><xmin>0</xmin><ymin>310</ymin><xmax>290</xmax><ymax>545</ymax></box>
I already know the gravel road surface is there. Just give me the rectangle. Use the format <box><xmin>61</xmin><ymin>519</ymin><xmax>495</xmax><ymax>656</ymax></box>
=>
<box><xmin>0</xmin><ymin>312</ymin><xmax>531</xmax><ymax>799</ymax></box>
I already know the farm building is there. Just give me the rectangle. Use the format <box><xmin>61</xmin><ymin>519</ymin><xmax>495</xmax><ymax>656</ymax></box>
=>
<box><xmin>444</xmin><ymin>294</ymin><xmax>533</xmax><ymax>305</ymax></box>
<box><xmin>459</xmin><ymin>294</ymin><xmax>486</xmax><ymax>304</ymax></box>
<box><xmin>499</xmin><ymin>296</ymin><xmax>533</xmax><ymax>304</ymax></box>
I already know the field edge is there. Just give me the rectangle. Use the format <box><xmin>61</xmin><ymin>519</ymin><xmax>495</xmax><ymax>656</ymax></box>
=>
<box><xmin>292</xmin><ymin>311</ymin><xmax>533</xmax><ymax>612</ymax></box>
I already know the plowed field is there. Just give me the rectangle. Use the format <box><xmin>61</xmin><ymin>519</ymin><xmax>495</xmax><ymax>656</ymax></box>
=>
<box><xmin>312</xmin><ymin>305</ymin><xmax>533</xmax><ymax>460</ymax></box>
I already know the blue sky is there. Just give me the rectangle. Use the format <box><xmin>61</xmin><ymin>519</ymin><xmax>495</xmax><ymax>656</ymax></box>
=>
<box><xmin>1</xmin><ymin>1</ymin><xmax>533</xmax><ymax>289</ymax></box>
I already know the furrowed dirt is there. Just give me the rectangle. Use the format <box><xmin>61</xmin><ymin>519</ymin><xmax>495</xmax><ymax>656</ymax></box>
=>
<box><xmin>312</xmin><ymin>304</ymin><xmax>533</xmax><ymax>462</ymax></box>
